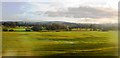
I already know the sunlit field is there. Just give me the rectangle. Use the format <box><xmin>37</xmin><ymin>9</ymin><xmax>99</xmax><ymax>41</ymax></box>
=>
<box><xmin>2</xmin><ymin>31</ymin><xmax>118</xmax><ymax>56</ymax></box>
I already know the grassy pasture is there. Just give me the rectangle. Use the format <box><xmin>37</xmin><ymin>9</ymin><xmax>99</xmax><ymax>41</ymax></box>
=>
<box><xmin>2</xmin><ymin>31</ymin><xmax>118</xmax><ymax>56</ymax></box>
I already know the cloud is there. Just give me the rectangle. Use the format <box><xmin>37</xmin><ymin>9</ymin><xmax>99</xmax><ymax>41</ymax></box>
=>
<box><xmin>45</xmin><ymin>6</ymin><xmax>117</xmax><ymax>18</ymax></box>
<box><xmin>16</xmin><ymin>2</ymin><xmax>117</xmax><ymax>24</ymax></box>
<box><xmin>21</xmin><ymin>2</ymin><xmax>117</xmax><ymax>18</ymax></box>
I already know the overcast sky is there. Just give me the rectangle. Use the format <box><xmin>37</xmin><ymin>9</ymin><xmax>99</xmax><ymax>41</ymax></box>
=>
<box><xmin>1</xmin><ymin>0</ymin><xmax>119</xmax><ymax>23</ymax></box>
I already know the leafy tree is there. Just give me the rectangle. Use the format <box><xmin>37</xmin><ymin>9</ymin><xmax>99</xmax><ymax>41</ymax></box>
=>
<box><xmin>31</xmin><ymin>25</ymin><xmax>42</xmax><ymax>31</ymax></box>
<box><xmin>3</xmin><ymin>28</ymin><xmax>8</xmax><ymax>31</ymax></box>
<box><xmin>3</xmin><ymin>22</ymin><xmax>17</xmax><ymax>28</ymax></box>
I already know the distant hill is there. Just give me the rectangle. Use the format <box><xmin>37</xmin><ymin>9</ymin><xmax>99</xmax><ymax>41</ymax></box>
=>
<box><xmin>1</xmin><ymin>21</ymin><xmax>117</xmax><ymax>29</ymax></box>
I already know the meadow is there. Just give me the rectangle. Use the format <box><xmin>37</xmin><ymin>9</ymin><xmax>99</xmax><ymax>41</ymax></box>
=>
<box><xmin>2</xmin><ymin>31</ymin><xmax>118</xmax><ymax>56</ymax></box>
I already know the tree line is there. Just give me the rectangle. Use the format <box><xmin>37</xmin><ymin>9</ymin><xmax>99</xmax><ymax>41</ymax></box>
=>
<box><xmin>2</xmin><ymin>22</ymin><xmax>117</xmax><ymax>32</ymax></box>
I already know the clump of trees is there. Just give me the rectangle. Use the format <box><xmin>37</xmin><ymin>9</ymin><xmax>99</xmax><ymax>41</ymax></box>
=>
<box><xmin>2</xmin><ymin>28</ymin><xmax>8</xmax><ymax>31</ymax></box>
<box><xmin>45</xmin><ymin>23</ymin><xmax>70</xmax><ymax>31</ymax></box>
<box><xmin>31</xmin><ymin>25</ymin><xmax>43</xmax><ymax>31</ymax></box>
<box><xmin>2</xmin><ymin>22</ymin><xmax>16</xmax><ymax>32</ymax></box>
<box><xmin>2</xmin><ymin>22</ymin><xmax>17</xmax><ymax>28</ymax></box>
<box><xmin>30</xmin><ymin>23</ymin><xmax>70</xmax><ymax>32</ymax></box>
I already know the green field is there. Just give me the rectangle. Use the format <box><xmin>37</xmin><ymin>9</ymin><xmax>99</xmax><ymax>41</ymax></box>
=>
<box><xmin>2</xmin><ymin>31</ymin><xmax>118</xmax><ymax>56</ymax></box>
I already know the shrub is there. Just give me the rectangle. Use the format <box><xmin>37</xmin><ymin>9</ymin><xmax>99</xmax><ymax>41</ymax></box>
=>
<box><xmin>3</xmin><ymin>28</ymin><xmax>8</xmax><ymax>31</ymax></box>
<box><xmin>56</xmin><ymin>30</ymin><xmax>60</xmax><ymax>32</ymax></box>
<box><xmin>9</xmin><ymin>29</ymin><xmax>14</xmax><ymax>32</ymax></box>
<box><xmin>102</xmin><ymin>29</ymin><xmax>108</xmax><ymax>31</ymax></box>
<box><xmin>25</xmin><ymin>28</ymin><xmax>31</xmax><ymax>31</ymax></box>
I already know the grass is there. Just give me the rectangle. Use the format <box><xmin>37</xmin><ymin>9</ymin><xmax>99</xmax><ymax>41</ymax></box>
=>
<box><xmin>2</xmin><ymin>31</ymin><xmax>118</xmax><ymax>56</ymax></box>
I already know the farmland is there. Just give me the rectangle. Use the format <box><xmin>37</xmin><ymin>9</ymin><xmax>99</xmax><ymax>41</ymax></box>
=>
<box><xmin>2</xmin><ymin>31</ymin><xmax>118</xmax><ymax>56</ymax></box>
